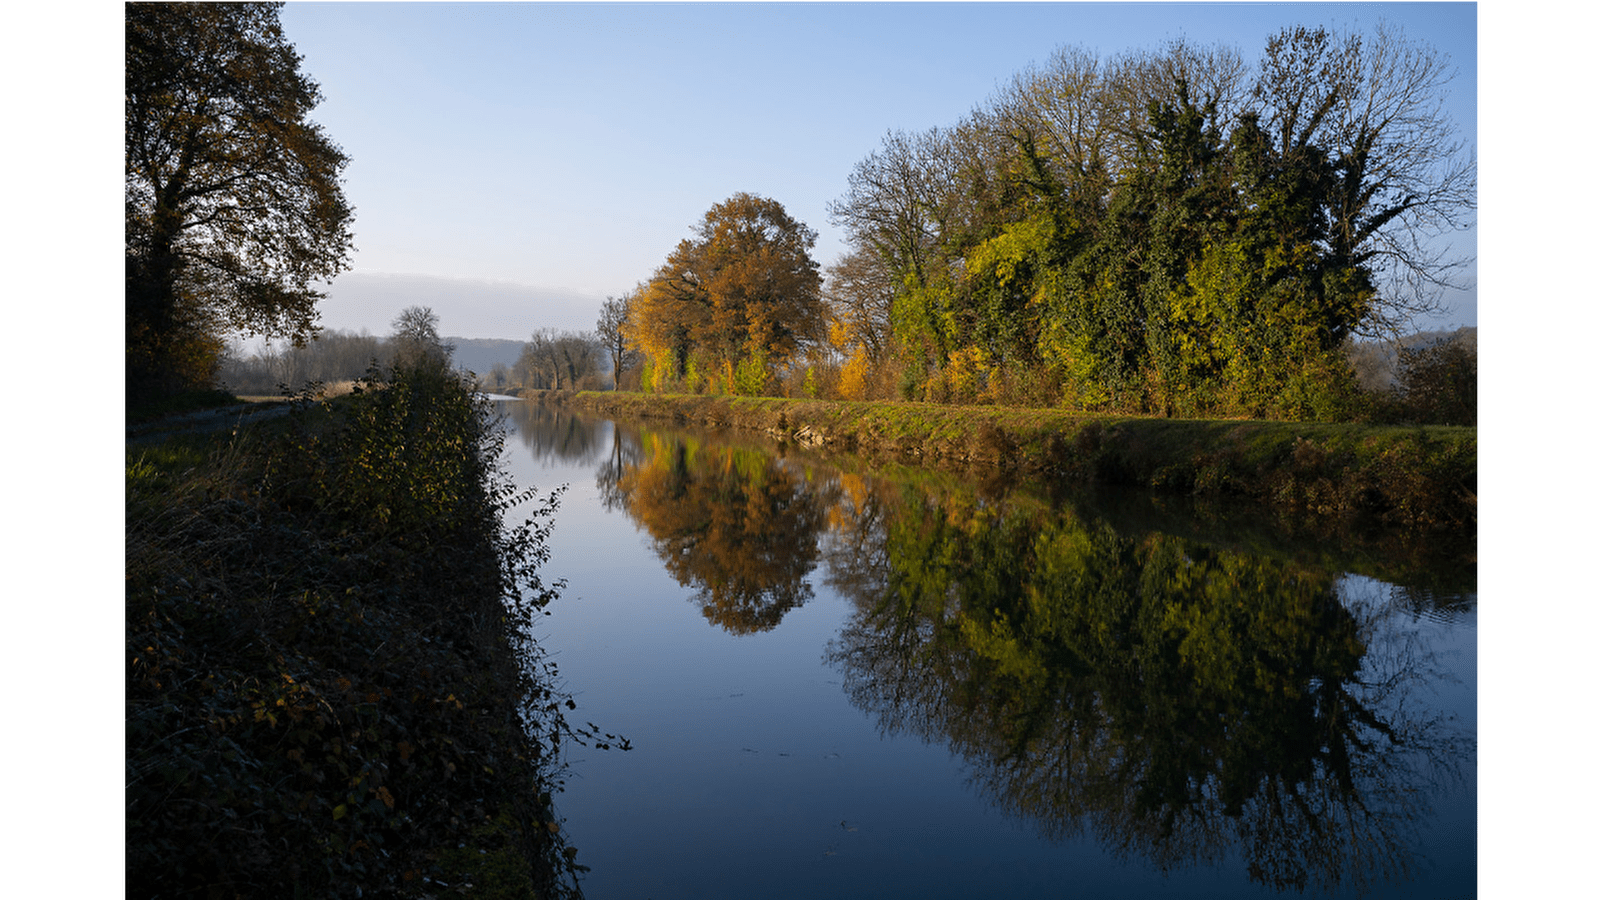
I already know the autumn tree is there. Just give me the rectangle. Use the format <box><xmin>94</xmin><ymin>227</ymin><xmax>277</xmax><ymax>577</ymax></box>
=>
<box><xmin>631</xmin><ymin>193</ymin><xmax>824</xmax><ymax>394</ymax></box>
<box><xmin>823</xmin><ymin>246</ymin><xmax>899</xmax><ymax>399</ymax></box>
<box><xmin>125</xmin><ymin>2</ymin><xmax>354</xmax><ymax>400</ymax></box>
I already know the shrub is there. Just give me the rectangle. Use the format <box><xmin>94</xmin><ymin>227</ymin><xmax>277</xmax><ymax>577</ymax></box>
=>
<box><xmin>128</xmin><ymin>357</ymin><xmax>599</xmax><ymax>898</ymax></box>
<box><xmin>1393</xmin><ymin>336</ymin><xmax>1476</xmax><ymax>426</ymax></box>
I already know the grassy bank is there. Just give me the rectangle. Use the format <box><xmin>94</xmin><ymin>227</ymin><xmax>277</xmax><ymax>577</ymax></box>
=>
<box><xmin>127</xmin><ymin>370</ymin><xmax>596</xmax><ymax>898</ymax></box>
<box><xmin>561</xmin><ymin>391</ymin><xmax>1476</xmax><ymax>532</ymax></box>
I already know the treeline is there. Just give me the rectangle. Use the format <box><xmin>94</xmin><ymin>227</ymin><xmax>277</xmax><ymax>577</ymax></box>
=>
<box><xmin>608</xmin><ymin>22</ymin><xmax>1474</xmax><ymax>425</ymax></box>
<box><xmin>221</xmin><ymin>310</ymin><xmax>617</xmax><ymax>397</ymax></box>
<box><xmin>221</xmin><ymin>328</ymin><xmax>388</xmax><ymax>395</ymax></box>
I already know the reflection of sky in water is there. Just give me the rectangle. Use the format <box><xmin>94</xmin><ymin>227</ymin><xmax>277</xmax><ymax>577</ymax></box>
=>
<box><xmin>495</xmin><ymin>404</ymin><xmax>1477</xmax><ymax>900</ymax></box>
<box><xmin>1336</xmin><ymin>573</ymin><xmax>1477</xmax><ymax>757</ymax></box>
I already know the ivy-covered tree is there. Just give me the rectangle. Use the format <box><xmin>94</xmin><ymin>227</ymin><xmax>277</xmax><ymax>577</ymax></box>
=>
<box><xmin>822</xmin><ymin>22</ymin><xmax>1470</xmax><ymax>419</ymax></box>
<box><xmin>126</xmin><ymin>2</ymin><xmax>354</xmax><ymax>400</ymax></box>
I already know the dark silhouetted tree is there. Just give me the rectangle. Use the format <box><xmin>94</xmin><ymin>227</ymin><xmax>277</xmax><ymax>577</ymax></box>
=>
<box><xmin>126</xmin><ymin>2</ymin><xmax>354</xmax><ymax>400</ymax></box>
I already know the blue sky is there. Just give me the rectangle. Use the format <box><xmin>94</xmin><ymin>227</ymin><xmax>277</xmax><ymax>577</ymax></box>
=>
<box><xmin>267</xmin><ymin>2</ymin><xmax>1479</xmax><ymax>340</ymax></box>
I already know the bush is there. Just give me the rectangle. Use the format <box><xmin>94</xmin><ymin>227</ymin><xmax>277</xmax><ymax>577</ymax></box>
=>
<box><xmin>1392</xmin><ymin>335</ymin><xmax>1477</xmax><ymax>426</ymax></box>
<box><xmin>127</xmin><ymin>358</ymin><xmax>598</xmax><ymax>898</ymax></box>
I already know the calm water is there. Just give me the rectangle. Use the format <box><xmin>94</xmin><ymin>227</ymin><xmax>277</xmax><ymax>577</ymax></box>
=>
<box><xmin>494</xmin><ymin>401</ymin><xmax>1476</xmax><ymax>900</ymax></box>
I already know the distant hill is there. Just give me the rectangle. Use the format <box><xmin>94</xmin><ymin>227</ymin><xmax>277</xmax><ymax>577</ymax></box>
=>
<box><xmin>448</xmin><ymin>337</ymin><xmax>527</xmax><ymax>375</ymax></box>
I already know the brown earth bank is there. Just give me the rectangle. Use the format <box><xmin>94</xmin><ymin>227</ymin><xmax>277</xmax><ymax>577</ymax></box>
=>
<box><xmin>543</xmin><ymin>390</ymin><xmax>1476</xmax><ymax>534</ymax></box>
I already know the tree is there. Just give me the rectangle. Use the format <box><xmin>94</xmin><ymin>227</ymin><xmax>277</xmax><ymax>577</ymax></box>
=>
<box><xmin>1392</xmin><ymin>328</ymin><xmax>1476</xmax><ymax>425</ymax></box>
<box><xmin>516</xmin><ymin>329</ymin><xmax>601</xmax><ymax>391</ymax></box>
<box><xmin>488</xmin><ymin>362</ymin><xmax>511</xmax><ymax>392</ymax></box>
<box><xmin>823</xmin><ymin>246</ymin><xmax>900</xmax><ymax>400</ymax></box>
<box><xmin>1251</xmin><ymin>22</ymin><xmax>1475</xmax><ymax>335</ymax></box>
<box><xmin>596</xmin><ymin>290</ymin><xmax>642</xmax><ymax>389</ymax></box>
<box><xmin>389</xmin><ymin>305</ymin><xmax>453</xmax><ymax>370</ymax></box>
<box><xmin>126</xmin><ymin>2</ymin><xmax>354</xmax><ymax>399</ymax></box>
<box><xmin>631</xmin><ymin>194</ymin><xmax>823</xmax><ymax>393</ymax></box>
<box><xmin>824</xmin><ymin>247</ymin><xmax>898</xmax><ymax>370</ymax></box>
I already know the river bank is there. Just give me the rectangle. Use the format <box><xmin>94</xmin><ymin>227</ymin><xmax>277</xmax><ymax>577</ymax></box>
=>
<box><xmin>126</xmin><ymin>372</ymin><xmax>587</xmax><ymax>898</ymax></box>
<box><xmin>552</xmin><ymin>391</ymin><xmax>1476</xmax><ymax>533</ymax></box>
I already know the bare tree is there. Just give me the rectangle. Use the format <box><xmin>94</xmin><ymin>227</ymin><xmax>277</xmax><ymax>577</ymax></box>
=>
<box><xmin>824</xmin><ymin>247</ymin><xmax>897</xmax><ymax>366</ymax></box>
<box><xmin>517</xmin><ymin>329</ymin><xmax>602</xmax><ymax>390</ymax></box>
<box><xmin>597</xmin><ymin>290</ymin><xmax>643</xmax><ymax>389</ymax></box>
<box><xmin>827</xmin><ymin>125</ymin><xmax>974</xmax><ymax>292</ymax></box>
<box><xmin>390</xmin><ymin>305</ymin><xmax>454</xmax><ymax>369</ymax></box>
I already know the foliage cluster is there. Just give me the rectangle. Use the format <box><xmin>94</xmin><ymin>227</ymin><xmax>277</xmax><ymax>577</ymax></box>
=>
<box><xmin>1387</xmin><ymin>329</ymin><xmax>1477</xmax><ymax>426</ymax></box>
<box><xmin>604</xmin><ymin>24</ymin><xmax>1473</xmax><ymax>423</ymax></box>
<box><xmin>625</xmin><ymin>193</ymin><xmax>826</xmax><ymax>397</ymax></box>
<box><xmin>222</xmin><ymin>306</ymin><xmax>461</xmax><ymax>397</ymax></box>
<box><xmin>516</xmin><ymin>329</ymin><xmax>605</xmax><ymax>392</ymax></box>
<box><xmin>699</xmin><ymin>22</ymin><xmax>1470</xmax><ymax>422</ymax></box>
<box><xmin>221</xmin><ymin>328</ymin><xmax>384</xmax><ymax>396</ymax></box>
<box><xmin>127</xmin><ymin>360</ymin><xmax>611</xmax><ymax>898</ymax></box>
<box><xmin>1345</xmin><ymin>326</ymin><xmax>1476</xmax><ymax>425</ymax></box>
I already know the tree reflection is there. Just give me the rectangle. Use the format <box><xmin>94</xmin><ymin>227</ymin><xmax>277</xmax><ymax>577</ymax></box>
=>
<box><xmin>823</xmin><ymin>486</ymin><xmax>1470</xmax><ymax>895</ymax></box>
<box><xmin>595</xmin><ymin>423</ymin><xmax>647</xmax><ymax>514</ymax></box>
<box><xmin>602</xmin><ymin>430</ymin><xmax>833</xmax><ymax>633</ymax></box>
<box><xmin>503</xmin><ymin>399</ymin><xmax>610</xmax><ymax>465</ymax></box>
<box><xmin>524</xmin><ymin>405</ymin><xmax>1470</xmax><ymax>892</ymax></box>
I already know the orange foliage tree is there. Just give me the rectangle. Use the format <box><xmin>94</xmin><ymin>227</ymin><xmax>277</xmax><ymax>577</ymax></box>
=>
<box><xmin>628</xmin><ymin>193</ymin><xmax>824</xmax><ymax>394</ymax></box>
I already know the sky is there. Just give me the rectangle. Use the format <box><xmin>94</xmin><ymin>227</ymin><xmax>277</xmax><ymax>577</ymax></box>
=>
<box><xmin>262</xmin><ymin>1</ymin><xmax>1480</xmax><ymax>341</ymax></box>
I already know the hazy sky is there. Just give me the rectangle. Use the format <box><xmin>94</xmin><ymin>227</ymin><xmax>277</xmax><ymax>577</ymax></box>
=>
<box><xmin>268</xmin><ymin>2</ymin><xmax>1479</xmax><ymax>340</ymax></box>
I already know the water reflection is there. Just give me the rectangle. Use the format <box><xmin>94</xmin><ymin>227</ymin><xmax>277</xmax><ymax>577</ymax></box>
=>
<box><xmin>821</xmin><ymin>484</ymin><xmax>1470</xmax><ymax>895</ymax></box>
<box><xmin>601</xmin><ymin>426</ymin><xmax>834</xmax><ymax>633</ymax></box>
<box><xmin>501</xmin><ymin>399</ymin><xmax>609</xmax><ymax>466</ymax></box>
<box><xmin>532</xmin><ymin>405</ymin><xmax>1474</xmax><ymax>895</ymax></box>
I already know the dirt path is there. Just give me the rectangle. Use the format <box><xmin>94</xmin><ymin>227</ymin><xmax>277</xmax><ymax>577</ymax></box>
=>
<box><xmin>125</xmin><ymin>400</ymin><xmax>294</xmax><ymax>447</ymax></box>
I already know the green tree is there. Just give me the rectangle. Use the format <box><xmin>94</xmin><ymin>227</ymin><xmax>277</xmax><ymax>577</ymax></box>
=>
<box><xmin>125</xmin><ymin>2</ymin><xmax>354</xmax><ymax>400</ymax></box>
<box><xmin>632</xmin><ymin>194</ymin><xmax>824</xmax><ymax>394</ymax></box>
